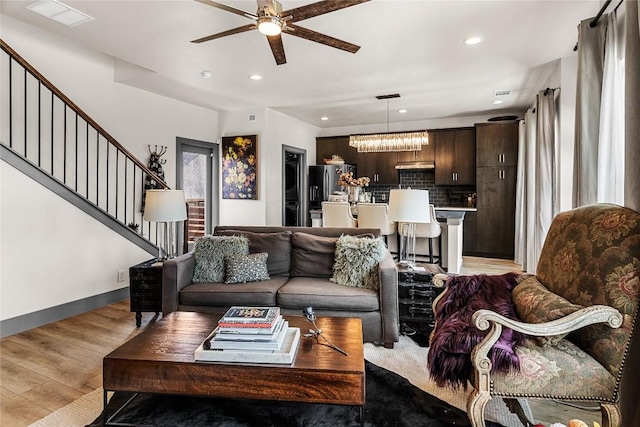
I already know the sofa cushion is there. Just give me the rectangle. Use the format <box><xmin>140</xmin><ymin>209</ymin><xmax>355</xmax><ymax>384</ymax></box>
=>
<box><xmin>179</xmin><ymin>276</ymin><xmax>288</xmax><ymax>307</ymax></box>
<box><xmin>224</xmin><ymin>252</ymin><xmax>270</xmax><ymax>284</ymax></box>
<box><xmin>192</xmin><ymin>235</ymin><xmax>249</xmax><ymax>283</ymax></box>
<box><xmin>512</xmin><ymin>276</ymin><xmax>584</xmax><ymax>347</ymax></box>
<box><xmin>215</xmin><ymin>230</ymin><xmax>292</xmax><ymax>276</ymax></box>
<box><xmin>332</xmin><ymin>234</ymin><xmax>387</xmax><ymax>290</ymax></box>
<box><xmin>277</xmin><ymin>276</ymin><xmax>379</xmax><ymax>311</ymax></box>
<box><xmin>290</xmin><ymin>232</ymin><xmax>337</xmax><ymax>278</ymax></box>
<box><xmin>290</xmin><ymin>232</ymin><xmax>375</xmax><ymax>278</ymax></box>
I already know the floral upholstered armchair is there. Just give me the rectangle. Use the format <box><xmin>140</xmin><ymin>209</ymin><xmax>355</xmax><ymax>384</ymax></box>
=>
<box><xmin>429</xmin><ymin>204</ymin><xmax>640</xmax><ymax>427</ymax></box>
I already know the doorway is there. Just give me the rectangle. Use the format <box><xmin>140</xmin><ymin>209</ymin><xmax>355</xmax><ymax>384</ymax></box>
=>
<box><xmin>282</xmin><ymin>145</ymin><xmax>306</xmax><ymax>226</ymax></box>
<box><xmin>177</xmin><ymin>137</ymin><xmax>219</xmax><ymax>253</ymax></box>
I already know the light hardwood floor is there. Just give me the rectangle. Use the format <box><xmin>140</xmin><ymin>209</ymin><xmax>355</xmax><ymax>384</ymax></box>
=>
<box><xmin>0</xmin><ymin>256</ymin><xmax>601</xmax><ymax>426</ymax></box>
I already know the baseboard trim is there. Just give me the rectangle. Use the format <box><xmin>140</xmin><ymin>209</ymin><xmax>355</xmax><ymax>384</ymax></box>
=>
<box><xmin>0</xmin><ymin>287</ymin><xmax>129</xmax><ymax>338</ymax></box>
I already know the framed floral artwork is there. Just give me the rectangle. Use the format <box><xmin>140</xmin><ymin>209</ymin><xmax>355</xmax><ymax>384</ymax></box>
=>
<box><xmin>222</xmin><ymin>135</ymin><xmax>258</xmax><ymax>200</ymax></box>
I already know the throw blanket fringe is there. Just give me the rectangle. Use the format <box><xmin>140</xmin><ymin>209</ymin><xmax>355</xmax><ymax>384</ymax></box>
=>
<box><xmin>427</xmin><ymin>273</ymin><xmax>524</xmax><ymax>389</ymax></box>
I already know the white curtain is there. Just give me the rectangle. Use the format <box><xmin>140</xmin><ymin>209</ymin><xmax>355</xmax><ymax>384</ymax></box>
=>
<box><xmin>514</xmin><ymin>91</ymin><xmax>558</xmax><ymax>274</ymax></box>
<box><xmin>514</xmin><ymin>120</ymin><xmax>526</xmax><ymax>267</ymax></box>
<box><xmin>535</xmin><ymin>91</ymin><xmax>559</xmax><ymax>264</ymax></box>
<box><xmin>573</xmin><ymin>16</ymin><xmax>608</xmax><ymax>207</ymax></box>
<box><xmin>598</xmin><ymin>11</ymin><xmax>626</xmax><ymax>204</ymax></box>
<box><xmin>574</xmin><ymin>11</ymin><xmax>628</xmax><ymax>207</ymax></box>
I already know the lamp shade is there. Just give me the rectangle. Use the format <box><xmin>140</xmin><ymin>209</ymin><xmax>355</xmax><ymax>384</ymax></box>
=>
<box><xmin>143</xmin><ymin>189</ymin><xmax>187</xmax><ymax>222</ymax></box>
<box><xmin>388</xmin><ymin>189</ymin><xmax>430</xmax><ymax>223</ymax></box>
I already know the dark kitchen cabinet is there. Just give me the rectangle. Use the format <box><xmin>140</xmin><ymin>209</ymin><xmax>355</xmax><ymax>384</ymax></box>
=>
<box><xmin>475</xmin><ymin>167</ymin><xmax>517</xmax><ymax>257</ymax></box>
<box><xmin>474</xmin><ymin>122</ymin><xmax>519</xmax><ymax>258</ymax></box>
<box><xmin>397</xmin><ymin>136</ymin><xmax>435</xmax><ymax>162</ymax></box>
<box><xmin>357</xmin><ymin>151</ymin><xmax>399</xmax><ymax>185</ymax></box>
<box><xmin>476</xmin><ymin>122</ymin><xmax>519</xmax><ymax>167</ymax></box>
<box><xmin>462</xmin><ymin>210</ymin><xmax>477</xmax><ymax>255</ymax></box>
<box><xmin>316</xmin><ymin>136</ymin><xmax>357</xmax><ymax>165</ymax></box>
<box><xmin>434</xmin><ymin>128</ymin><xmax>476</xmax><ymax>185</ymax></box>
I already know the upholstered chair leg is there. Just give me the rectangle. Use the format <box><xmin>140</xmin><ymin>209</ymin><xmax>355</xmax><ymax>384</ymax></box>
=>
<box><xmin>601</xmin><ymin>402</ymin><xmax>621</xmax><ymax>427</ymax></box>
<box><xmin>467</xmin><ymin>389</ymin><xmax>490</xmax><ymax>427</ymax></box>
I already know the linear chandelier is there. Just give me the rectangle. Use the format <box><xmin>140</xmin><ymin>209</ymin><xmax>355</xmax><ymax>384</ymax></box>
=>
<box><xmin>349</xmin><ymin>131</ymin><xmax>429</xmax><ymax>153</ymax></box>
<box><xmin>349</xmin><ymin>94</ymin><xmax>429</xmax><ymax>152</ymax></box>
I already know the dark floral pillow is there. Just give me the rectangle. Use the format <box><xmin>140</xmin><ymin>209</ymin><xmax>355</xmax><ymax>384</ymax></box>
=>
<box><xmin>512</xmin><ymin>276</ymin><xmax>584</xmax><ymax>347</ymax></box>
<box><xmin>224</xmin><ymin>252</ymin><xmax>270</xmax><ymax>284</ymax></box>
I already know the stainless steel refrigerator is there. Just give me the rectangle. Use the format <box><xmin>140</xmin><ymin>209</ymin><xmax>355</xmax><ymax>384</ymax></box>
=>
<box><xmin>308</xmin><ymin>164</ymin><xmax>354</xmax><ymax>209</ymax></box>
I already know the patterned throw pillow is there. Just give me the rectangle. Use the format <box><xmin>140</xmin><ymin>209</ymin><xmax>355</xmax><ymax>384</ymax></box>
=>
<box><xmin>331</xmin><ymin>234</ymin><xmax>387</xmax><ymax>290</ymax></box>
<box><xmin>512</xmin><ymin>276</ymin><xmax>584</xmax><ymax>347</ymax></box>
<box><xmin>224</xmin><ymin>252</ymin><xmax>270</xmax><ymax>284</ymax></box>
<box><xmin>192</xmin><ymin>235</ymin><xmax>249</xmax><ymax>283</ymax></box>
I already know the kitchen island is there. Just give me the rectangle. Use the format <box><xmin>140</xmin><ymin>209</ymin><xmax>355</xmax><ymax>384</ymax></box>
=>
<box><xmin>308</xmin><ymin>205</ymin><xmax>474</xmax><ymax>273</ymax></box>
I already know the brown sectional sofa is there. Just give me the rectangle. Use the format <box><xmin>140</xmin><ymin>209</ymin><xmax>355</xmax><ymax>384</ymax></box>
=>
<box><xmin>162</xmin><ymin>226</ymin><xmax>399</xmax><ymax>347</ymax></box>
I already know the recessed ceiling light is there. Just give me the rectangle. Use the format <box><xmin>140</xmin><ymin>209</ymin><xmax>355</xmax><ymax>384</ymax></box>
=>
<box><xmin>398</xmin><ymin>109</ymin><xmax>408</xmax><ymax>114</ymax></box>
<box><xmin>26</xmin><ymin>0</ymin><xmax>94</xmax><ymax>27</ymax></box>
<box><xmin>492</xmin><ymin>100</ymin><xmax>504</xmax><ymax>105</ymax></box>
<box><xmin>463</xmin><ymin>36</ymin><xmax>484</xmax><ymax>46</ymax></box>
<box><xmin>201</xmin><ymin>70</ymin><xmax>212</xmax><ymax>79</ymax></box>
<box><xmin>249</xmin><ymin>74</ymin><xmax>262</xmax><ymax>80</ymax></box>
<box><xmin>321</xmin><ymin>116</ymin><xmax>329</xmax><ymax>121</ymax></box>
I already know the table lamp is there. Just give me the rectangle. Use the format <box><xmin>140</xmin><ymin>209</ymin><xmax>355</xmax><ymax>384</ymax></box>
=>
<box><xmin>388</xmin><ymin>188</ymin><xmax>430</xmax><ymax>267</ymax></box>
<box><xmin>143</xmin><ymin>189</ymin><xmax>187</xmax><ymax>261</ymax></box>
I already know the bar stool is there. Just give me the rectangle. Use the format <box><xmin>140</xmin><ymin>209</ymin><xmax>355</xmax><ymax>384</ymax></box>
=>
<box><xmin>356</xmin><ymin>203</ymin><xmax>397</xmax><ymax>247</ymax></box>
<box><xmin>399</xmin><ymin>204</ymin><xmax>441</xmax><ymax>264</ymax></box>
<box><xmin>321</xmin><ymin>202</ymin><xmax>357</xmax><ymax>227</ymax></box>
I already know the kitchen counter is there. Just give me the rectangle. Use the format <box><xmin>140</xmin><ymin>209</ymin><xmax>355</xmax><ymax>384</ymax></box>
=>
<box><xmin>435</xmin><ymin>207</ymin><xmax>477</xmax><ymax>212</ymax></box>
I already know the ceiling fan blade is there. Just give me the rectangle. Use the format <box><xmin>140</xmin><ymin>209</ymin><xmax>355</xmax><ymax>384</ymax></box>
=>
<box><xmin>266</xmin><ymin>34</ymin><xmax>287</xmax><ymax>65</ymax></box>
<box><xmin>194</xmin><ymin>0</ymin><xmax>257</xmax><ymax>19</ymax></box>
<box><xmin>282</xmin><ymin>0</ymin><xmax>369</xmax><ymax>23</ymax></box>
<box><xmin>191</xmin><ymin>24</ymin><xmax>256</xmax><ymax>43</ymax></box>
<box><xmin>285</xmin><ymin>24</ymin><xmax>360</xmax><ymax>53</ymax></box>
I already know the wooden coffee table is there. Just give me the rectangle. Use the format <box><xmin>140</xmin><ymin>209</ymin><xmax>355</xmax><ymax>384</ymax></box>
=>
<box><xmin>103</xmin><ymin>311</ymin><xmax>365</xmax><ymax>425</ymax></box>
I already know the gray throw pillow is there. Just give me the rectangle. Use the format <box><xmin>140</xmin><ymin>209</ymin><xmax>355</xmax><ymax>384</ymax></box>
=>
<box><xmin>215</xmin><ymin>230</ymin><xmax>292</xmax><ymax>276</ymax></box>
<box><xmin>332</xmin><ymin>234</ymin><xmax>387</xmax><ymax>290</ymax></box>
<box><xmin>192</xmin><ymin>235</ymin><xmax>249</xmax><ymax>283</ymax></box>
<box><xmin>224</xmin><ymin>252</ymin><xmax>270</xmax><ymax>284</ymax></box>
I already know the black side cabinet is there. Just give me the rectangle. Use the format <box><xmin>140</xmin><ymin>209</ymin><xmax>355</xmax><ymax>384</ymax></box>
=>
<box><xmin>129</xmin><ymin>258</ymin><xmax>163</xmax><ymax>327</ymax></box>
<box><xmin>398</xmin><ymin>271</ymin><xmax>445</xmax><ymax>335</ymax></box>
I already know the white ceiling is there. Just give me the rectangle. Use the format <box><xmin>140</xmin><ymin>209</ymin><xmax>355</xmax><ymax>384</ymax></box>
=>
<box><xmin>1</xmin><ymin>0</ymin><xmax>602</xmax><ymax>129</ymax></box>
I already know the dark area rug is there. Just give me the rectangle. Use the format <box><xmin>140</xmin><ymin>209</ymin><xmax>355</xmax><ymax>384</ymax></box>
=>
<box><xmin>88</xmin><ymin>362</ymin><xmax>503</xmax><ymax>427</ymax></box>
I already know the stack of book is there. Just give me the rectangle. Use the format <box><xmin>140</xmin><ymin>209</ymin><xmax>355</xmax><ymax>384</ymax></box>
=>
<box><xmin>194</xmin><ymin>306</ymin><xmax>300</xmax><ymax>364</ymax></box>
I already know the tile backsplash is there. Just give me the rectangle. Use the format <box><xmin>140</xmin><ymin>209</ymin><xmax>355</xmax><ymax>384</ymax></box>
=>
<box><xmin>366</xmin><ymin>170</ymin><xmax>476</xmax><ymax>208</ymax></box>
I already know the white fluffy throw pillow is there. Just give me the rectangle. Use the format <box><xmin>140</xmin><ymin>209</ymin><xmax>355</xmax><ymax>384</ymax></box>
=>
<box><xmin>331</xmin><ymin>234</ymin><xmax>387</xmax><ymax>290</ymax></box>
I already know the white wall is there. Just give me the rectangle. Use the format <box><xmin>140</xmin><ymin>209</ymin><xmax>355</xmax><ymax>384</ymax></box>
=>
<box><xmin>1</xmin><ymin>17</ymin><xmax>218</xmax><ymax>322</ymax></box>
<box><xmin>218</xmin><ymin>108</ymin><xmax>318</xmax><ymax>226</ymax></box>
<box><xmin>264</xmin><ymin>109</ymin><xmax>317</xmax><ymax>225</ymax></box>
<box><xmin>0</xmin><ymin>165</ymin><xmax>151</xmax><ymax>320</ymax></box>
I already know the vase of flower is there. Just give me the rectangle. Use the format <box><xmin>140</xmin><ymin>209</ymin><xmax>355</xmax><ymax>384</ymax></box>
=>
<box><xmin>347</xmin><ymin>186</ymin><xmax>360</xmax><ymax>204</ymax></box>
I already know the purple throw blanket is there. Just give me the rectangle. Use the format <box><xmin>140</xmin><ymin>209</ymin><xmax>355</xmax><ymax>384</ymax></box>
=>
<box><xmin>427</xmin><ymin>273</ymin><xmax>524</xmax><ymax>388</ymax></box>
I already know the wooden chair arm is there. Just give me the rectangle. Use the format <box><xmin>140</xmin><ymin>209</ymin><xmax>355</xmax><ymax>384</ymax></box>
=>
<box><xmin>472</xmin><ymin>305</ymin><xmax>623</xmax><ymax>338</ymax></box>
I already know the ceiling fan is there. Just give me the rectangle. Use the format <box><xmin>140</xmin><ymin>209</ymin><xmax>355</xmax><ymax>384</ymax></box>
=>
<box><xmin>191</xmin><ymin>0</ymin><xmax>370</xmax><ymax>65</ymax></box>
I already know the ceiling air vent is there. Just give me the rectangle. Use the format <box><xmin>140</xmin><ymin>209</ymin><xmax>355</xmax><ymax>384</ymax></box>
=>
<box><xmin>493</xmin><ymin>90</ymin><xmax>511</xmax><ymax>97</ymax></box>
<box><xmin>248</xmin><ymin>114</ymin><xmax>256</xmax><ymax>122</ymax></box>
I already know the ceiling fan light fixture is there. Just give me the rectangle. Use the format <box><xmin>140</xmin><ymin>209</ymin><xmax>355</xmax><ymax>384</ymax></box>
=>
<box><xmin>258</xmin><ymin>16</ymin><xmax>282</xmax><ymax>36</ymax></box>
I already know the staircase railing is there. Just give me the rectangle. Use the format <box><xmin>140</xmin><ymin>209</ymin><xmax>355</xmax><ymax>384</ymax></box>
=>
<box><xmin>1</xmin><ymin>39</ymin><xmax>168</xmax><ymax>248</ymax></box>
